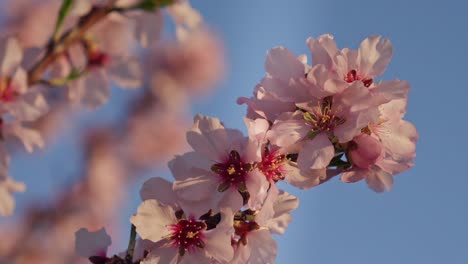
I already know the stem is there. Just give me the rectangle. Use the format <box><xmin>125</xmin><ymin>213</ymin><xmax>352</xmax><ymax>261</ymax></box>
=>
<box><xmin>125</xmin><ymin>224</ymin><xmax>137</xmax><ymax>263</ymax></box>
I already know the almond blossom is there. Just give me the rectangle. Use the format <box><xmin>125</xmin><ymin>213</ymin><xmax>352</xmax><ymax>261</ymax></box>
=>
<box><xmin>231</xmin><ymin>186</ymin><xmax>299</xmax><ymax>263</ymax></box>
<box><xmin>170</xmin><ymin>115</ymin><xmax>269</xmax><ymax>215</ymax></box>
<box><xmin>131</xmin><ymin>177</ymin><xmax>235</xmax><ymax>264</ymax></box>
<box><xmin>341</xmin><ymin>99</ymin><xmax>418</xmax><ymax>192</ymax></box>
<box><xmin>245</xmin><ymin>117</ymin><xmax>333</xmax><ymax>189</ymax></box>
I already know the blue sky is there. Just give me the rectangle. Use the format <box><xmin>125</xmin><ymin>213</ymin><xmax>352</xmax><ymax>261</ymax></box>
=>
<box><xmin>3</xmin><ymin>0</ymin><xmax>468</xmax><ymax>263</ymax></box>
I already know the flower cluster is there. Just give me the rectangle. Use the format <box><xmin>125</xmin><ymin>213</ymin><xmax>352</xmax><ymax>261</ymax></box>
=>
<box><xmin>75</xmin><ymin>35</ymin><xmax>417</xmax><ymax>263</ymax></box>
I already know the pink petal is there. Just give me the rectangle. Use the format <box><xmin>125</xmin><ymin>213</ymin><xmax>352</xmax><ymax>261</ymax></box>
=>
<box><xmin>358</xmin><ymin>35</ymin><xmax>393</xmax><ymax>78</ymax></box>
<box><xmin>245</xmin><ymin>170</ymin><xmax>270</xmax><ymax>210</ymax></box>
<box><xmin>297</xmin><ymin>134</ymin><xmax>334</xmax><ymax>170</ymax></box>
<box><xmin>218</xmin><ymin>188</ymin><xmax>243</xmax><ymax>213</ymax></box>
<box><xmin>284</xmin><ymin>162</ymin><xmax>326</xmax><ymax>189</ymax></box>
<box><xmin>371</xmin><ymin>80</ymin><xmax>410</xmax><ymax>101</ymax></box>
<box><xmin>306</xmin><ymin>34</ymin><xmax>338</xmax><ymax>69</ymax></box>
<box><xmin>187</xmin><ymin>115</ymin><xmax>244</xmax><ymax>161</ymax></box>
<box><xmin>173</xmin><ymin>175</ymin><xmax>218</xmax><ymax>202</ymax></box>
<box><xmin>203</xmin><ymin>209</ymin><xmax>235</xmax><ymax>263</ymax></box>
<box><xmin>265</xmin><ymin>46</ymin><xmax>305</xmax><ymax>80</ymax></box>
<box><xmin>349</xmin><ymin>133</ymin><xmax>383</xmax><ymax>169</ymax></box>
<box><xmin>168</xmin><ymin>152</ymin><xmax>212</xmax><ymax>181</ymax></box>
<box><xmin>341</xmin><ymin>169</ymin><xmax>367</xmax><ymax>183</ymax></box>
<box><xmin>366</xmin><ymin>166</ymin><xmax>394</xmax><ymax>192</ymax></box>
<box><xmin>268</xmin><ymin>111</ymin><xmax>309</xmax><ymax>147</ymax></box>
<box><xmin>244</xmin><ymin>230</ymin><xmax>277</xmax><ymax>264</ymax></box>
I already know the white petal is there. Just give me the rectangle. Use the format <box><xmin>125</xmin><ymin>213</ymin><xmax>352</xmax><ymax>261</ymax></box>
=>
<box><xmin>267</xmin><ymin>111</ymin><xmax>309</xmax><ymax>147</ymax></box>
<box><xmin>203</xmin><ymin>209</ymin><xmax>235</xmax><ymax>263</ymax></box>
<box><xmin>130</xmin><ymin>200</ymin><xmax>176</xmax><ymax>242</ymax></box>
<box><xmin>284</xmin><ymin>161</ymin><xmax>325</xmax><ymax>189</ymax></box>
<box><xmin>218</xmin><ymin>188</ymin><xmax>243</xmax><ymax>213</ymax></box>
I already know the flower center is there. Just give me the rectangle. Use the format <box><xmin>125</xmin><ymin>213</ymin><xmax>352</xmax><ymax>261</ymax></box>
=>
<box><xmin>345</xmin><ymin>69</ymin><xmax>373</xmax><ymax>87</ymax></box>
<box><xmin>0</xmin><ymin>77</ymin><xmax>18</xmax><ymax>102</ymax></box>
<box><xmin>303</xmin><ymin>96</ymin><xmax>345</xmax><ymax>134</ymax></box>
<box><xmin>233</xmin><ymin>220</ymin><xmax>260</xmax><ymax>246</ymax></box>
<box><xmin>258</xmin><ymin>150</ymin><xmax>286</xmax><ymax>182</ymax></box>
<box><xmin>211</xmin><ymin>150</ymin><xmax>252</xmax><ymax>192</ymax></box>
<box><xmin>169</xmin><ymin>219</ymin><xmax>206</xmax><ymax>256</ymax></box>
<box><xmin>88</xmin><ymin>51</ymin><xmax>110</xmax><ymax>68</ymax></box>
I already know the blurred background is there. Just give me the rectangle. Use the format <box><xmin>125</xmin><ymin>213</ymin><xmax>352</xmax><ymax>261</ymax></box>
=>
<box><xmin>2</xmin><ymin>0</ymin><xmax>468</xmax><ymax>263</ymax></box>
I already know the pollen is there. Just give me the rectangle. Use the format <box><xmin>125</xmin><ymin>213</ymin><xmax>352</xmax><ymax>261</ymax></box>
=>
<box><xmin>211</xmin><ymin>150</ymin><xmax>253</xmax><ymax>192</ymax></box>
<box><xmin>303</xmin><ymin>96</ymin><xmax>345</xmax><ymax>133</ymax></box>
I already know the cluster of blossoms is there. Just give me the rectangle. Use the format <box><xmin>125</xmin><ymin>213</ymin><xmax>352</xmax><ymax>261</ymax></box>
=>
<box><xmin>74</xmin><ymin>35</ymin><xmax>418</xmax><ymax>263</ymax></box>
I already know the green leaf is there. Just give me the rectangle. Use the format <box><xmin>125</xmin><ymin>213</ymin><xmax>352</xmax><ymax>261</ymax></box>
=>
<box><xmin>54</xmin><ymin>0</ymin><xmax>75</xmax><ymax>42</ymax></box>
<box><xmin>136</xmin><ymin>0</ymin><xmax>175</xmax><ymax>12</ymax></box>
<box><xmin>328</xmin><ymin>154</ymin><xmax>351</xmax><ymax>168</ymax></box>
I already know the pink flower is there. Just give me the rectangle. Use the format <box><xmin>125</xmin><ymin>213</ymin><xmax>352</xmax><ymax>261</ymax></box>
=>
<box><xmin>307</xmin><ymin>34</ymin><xmax>410</xmax><ymax>102</ymax></box>
<box><xmin>237</xmin><ymin>47</ymin><xmax>308</xmax><ymax>121</ymax></box>
<box><xmin>267</xmin><ymin>81</ymin><xmax>378</xmax><ymax>172</ymax></box>
<box><xmin>341</xmin><ymin>99</ymin><xmax>418</xmax><ymax>192</ymax></box>
<box><xmin>170</xmin><ymin>115</ymin><xmax>269</xmax><ymax>214</ymax></box>
<box><xmin>130</xmin><ymin>187</ymin><xmax>235</xmax><ymax>263</ymax></box>
<box><xmin>245</xmin><ymin>117</ymin><xmax>336</xmax><ymax>189</ymax></box>
<box><xmin>231</xmin><ymin>187</ymin><xmax>299</xmax><ymax>263</ymax></box>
